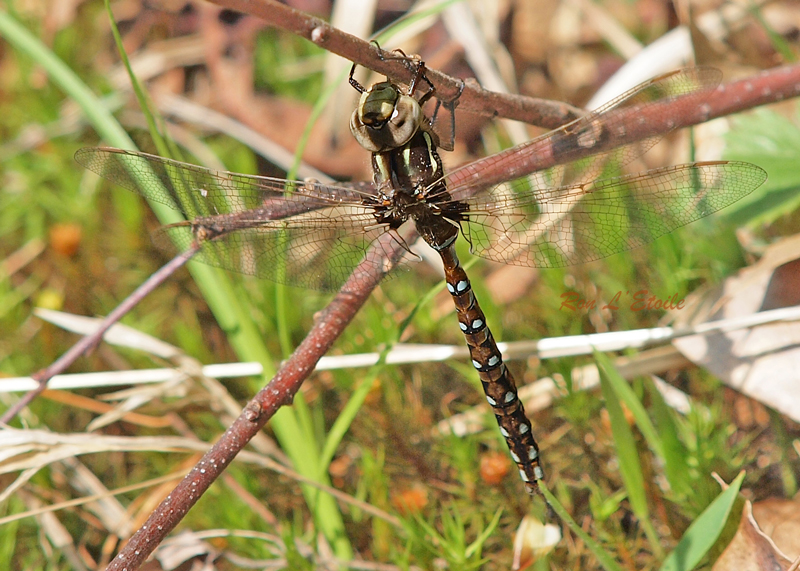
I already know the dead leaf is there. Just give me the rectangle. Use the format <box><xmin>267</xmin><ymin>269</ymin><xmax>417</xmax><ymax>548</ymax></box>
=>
<box><xmin>672</xmin><ymin>234</ymin><xmax>800</xmax><ymax>423</ymax></box>
<box><xmin>752</xmin><ymin>496</ymin><xmax>800</xmax><ymax>559</ymax></box>
<box><xmin>713</xmin><ymin>501</ymin><xmax>793</xmax><ymax>571</ymax></box>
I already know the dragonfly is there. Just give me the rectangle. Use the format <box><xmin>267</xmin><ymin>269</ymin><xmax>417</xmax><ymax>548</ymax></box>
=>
<box><xmin>75</xmin><ymin>58</ymin><xmax>767</xmax><ymax>494</ymax></box>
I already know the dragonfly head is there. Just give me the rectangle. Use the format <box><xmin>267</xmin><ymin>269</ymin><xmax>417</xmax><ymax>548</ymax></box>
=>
<box><xmin>350</xmin><ymin>80</ymin><xmax>423</xmax><ymax>153</ymax></box>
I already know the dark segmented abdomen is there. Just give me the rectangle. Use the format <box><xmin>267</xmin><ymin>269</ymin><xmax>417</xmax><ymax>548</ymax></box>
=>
<box><xmin>438</xmin><ymin>244</ymin><xmax>544</xmax><ymax>493</ymax></box>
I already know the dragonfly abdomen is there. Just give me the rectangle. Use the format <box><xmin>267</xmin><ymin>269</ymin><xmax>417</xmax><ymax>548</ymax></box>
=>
<box><xmin>439</xmin><ymin>244</ymin><xmax>544</xmax><ymax>493</ymax></box>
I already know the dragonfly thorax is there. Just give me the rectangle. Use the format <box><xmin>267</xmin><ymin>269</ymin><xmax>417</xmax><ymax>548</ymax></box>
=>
<box><xmin>349</xmin><ymin>75</ymin><xmax>460</xmax><ymax>250</ymax></box>
<box><xmin>350</xmin><ymin>81</ymin><xmax>424</xmax><ymax>153</ymax></box>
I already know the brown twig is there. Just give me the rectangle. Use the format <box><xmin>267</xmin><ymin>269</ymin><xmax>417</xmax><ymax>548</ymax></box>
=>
<box><xmin>205</xmin><ymin>0</ymin><xmax>585</xmax><ymax>129</ymax></box>
<box><xmin>105</xmin><ymin>232</ymin><xmax>404</xmax><ymax>571</ymax></box>
<box><xmin>204</xmin><ymin>0</ymin><xmax>800</xmax><ymax>144</ymax></box>
<box><xmin>447</xmin><ymin>65</ymin><xmax>800</xmax><ymax>189</ymax></box>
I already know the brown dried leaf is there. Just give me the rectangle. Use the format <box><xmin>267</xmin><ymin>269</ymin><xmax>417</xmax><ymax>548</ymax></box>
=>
<box><xmin>672</xmin><ymin>234</ymin><xmax>800</xmax><ymax>423</ymax></box>
<box><xmin>752</xmin><ymin>496</ymin><xmax>800</xmax><ymax>560</ymax></box>
<box><xmin>713</xmin><ymin>501</ymin><xmax>793</xmax><ymax>571</ymax></box>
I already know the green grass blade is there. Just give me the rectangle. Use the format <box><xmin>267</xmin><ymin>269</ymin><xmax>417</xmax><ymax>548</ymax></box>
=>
<box><xmin>723</xmin><ymin>107</ymin><xmax>800</xmax><ymax>226</ymax></box>
<box><xmin>644</xmin><ymin>377</ymin><xmax>691</xmax><ymax>497</ymax></box>
<box><xmin>318</xmin><ymin>265</ymin><xmax>445</xmax><ymax>472</ymax></box>
<box><xmin>0</xmin><ymin>11</ymin><xmax>131</xmax><ymax>149</ymax></box>
<box><xmin>318</xmin><ymin>370</ymin><xmax>379</xmax><ymax>471</ymax></box>
<box><xmin>465</xmin><ymin>508</ymin><xmax>503</xmax><ymax>558</ymax></box>
<box><xmin>659</xmin><ymin>471</ymin><xmax>745</xmax><ymax>571</ymax></box>
<box><xmin>0</xmin><ymin>8</ymin><xmax>146</xmax><ymax>232</ymax></box>
<box><xmin>596</xmin><ymin>352</ymin><xmax>662</xmax><ymax>556</ymax></box>
<box><xmin>373</xmin><ymin>0</ymin><xmax>462</xmax><ymax>45</ymax></box>
<box><xmin>596</xmin><ymin>354</ymin><xmax>646</xmax><ymax>509</ymax></box>
<box><xmin>104</xmin><ymin>0</ymin><xmax>171</xmax><ymax>158</ymax></box>
<box><xmin>595</xmin><ymin>353</ymin><xmax>664</xmax><ymax>458</ymax></box>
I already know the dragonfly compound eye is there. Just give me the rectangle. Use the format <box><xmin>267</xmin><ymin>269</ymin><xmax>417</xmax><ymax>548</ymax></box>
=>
<box><xmin>350</xmin><ymin>82</ymin><xmax>423</xmax><ymax>152</ymax></box>
<box><xmin>358</xmin><ymin>82</ymin><xmax>399</xmax><ymax>126</ymax></box>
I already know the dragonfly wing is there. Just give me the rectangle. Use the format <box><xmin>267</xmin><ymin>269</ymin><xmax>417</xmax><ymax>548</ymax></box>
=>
<box><xmin>75</xmin><ymin>147</ymin><xmax>378</xmax><ymax>219</ymax></box>
<box><xmin>76</xmin><ymin>147</ymin><xmax>396</xmax><ymax>290</ymax></box>
<box><xmin>157</xmin><ymin>208</ymin><xmax>391</xmax><ymax>291</ymax></box>
<box><xmin>438</xmin><ymin>67</ymin><xmax>724</xmax><ymax>205</ymax></box>
<box><xmin>459</xmin><ymin>161</ymin><xmax>766</xmax><ymax>268</ymax></box>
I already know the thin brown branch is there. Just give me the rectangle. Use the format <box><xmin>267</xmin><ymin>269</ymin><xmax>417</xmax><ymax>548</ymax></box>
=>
<box><xmin>205</xmin><ymin>0</ymin><xmax>800</xmax><ymax>143</ymax></box>
<box><xmin>105</xmin><ymin>232</ymin><xmax>405</xmax><ymax>571</ymax></box>
<box><xmin>205</xmin><ymin>0</ymin><xmax>584</xmax><ymax>129</ymax></box>
<box><xmin>448</xmin><ymin>66</ymin><xmax>800</xmax><ymax>190</ymax></box>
